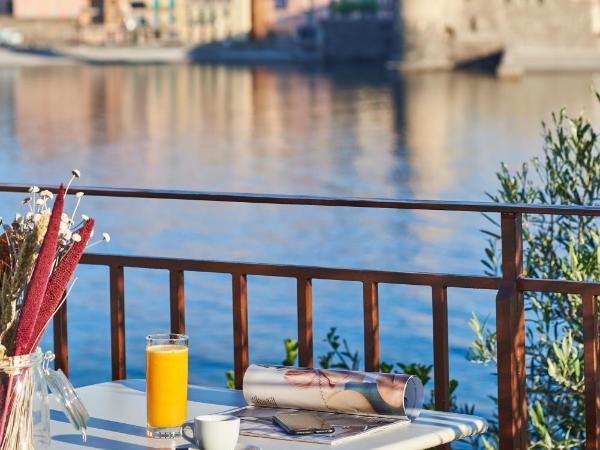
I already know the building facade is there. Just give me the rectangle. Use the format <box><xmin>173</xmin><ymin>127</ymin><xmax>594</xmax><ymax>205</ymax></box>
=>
<box><xmin>251</xmin><ymin>0</ymin><xmax>329</xmax><ymax>40</ymax></box>
<box><xmin>174</xmin><ymin>0</ymin><xmax>252</xmax><ymax>44</ymax></box>
<box><xmin>12</xmin><ymin>0</ymin><xmax>86</xmax><ymax>19</ymax></box>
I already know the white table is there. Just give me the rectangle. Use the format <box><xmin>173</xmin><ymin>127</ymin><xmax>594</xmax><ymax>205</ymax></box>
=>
<box><xmin>50</xmin><ymin>379</ymin><xmax>487</xmax><ymax>449</ymax></box>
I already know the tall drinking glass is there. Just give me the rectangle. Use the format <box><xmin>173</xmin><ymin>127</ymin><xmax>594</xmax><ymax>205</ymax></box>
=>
<box><xmin>146</xmin><ymin>333</ymin><xmax>189</xmax><ymax>438</ymax></box>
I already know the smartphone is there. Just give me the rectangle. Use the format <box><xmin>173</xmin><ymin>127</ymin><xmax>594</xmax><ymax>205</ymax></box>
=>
<box><xmin>272</xmin><ymin>412</ymin><xmax>335</xmax><ymax>435</ymax></box>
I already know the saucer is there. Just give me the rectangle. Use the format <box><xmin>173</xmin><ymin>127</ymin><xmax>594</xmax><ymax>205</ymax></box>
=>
<box><xmin>176</xmin><ymin>445</ymin><xmax>260</xmax><ymax>450</ymax></box>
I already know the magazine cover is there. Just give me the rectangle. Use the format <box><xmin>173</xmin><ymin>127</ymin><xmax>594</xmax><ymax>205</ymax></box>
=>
<box><xmin>243</xmin><ymin>364</ymin><xmax>423</xmax><ymax>418</ymax></box>
<box><xmin>230</xmin><ymin>364</ymin><xmax>424</xmax><ymax>445</ymax></box>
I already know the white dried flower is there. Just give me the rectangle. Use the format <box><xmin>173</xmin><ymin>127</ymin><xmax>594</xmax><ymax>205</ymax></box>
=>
<box><xmin>40</xmin><ymin>190</ymin><xmax>54</xmax><ymax>199</ymax></box>
<box><xmin>72</xmin><ymin>169</ymin><xmax>81</xmax><ymax>178</ymax></box>
<box><xmin>25</xmin><ymin>212</ymin><xmax>33</xmax><ymax>220</ymax></box>
<box><xmin>61</xmin><ymin>213</ymin><xmax>70</xmax><ymax>223</ymax></box>
<box><xmin>33</xmin><ymin>213</ymin><xmax>41</xmax><ymax>223</ymax></box>
<box><xmin>35</xmin><ymin>199</ymin><xmax>45</xmax><ymax>206</ymax></box>
<box><xmin>63</xmin><ymin>230</ymin><xmax>72</xmax><ymax>241</ymax></box>
<box><xmin>75</xmin><ymin>192</ymin><xmax>84</xmax><ymax>199</ymax></box>
<box><xmin>14</xmin><ymin>213</ymin><xmax>21</xmax><ymax>221</ymax></box>
<box><xmin>102</xmin><ymin>233</ymin><xmax>111</xmax><ymax>243</ymax></box>
<box><xmin>71</xmin><ymin>233</ymin><xmax>82</xmax><ymax>242</ymax></box>
<box><xmin>28</xmin><ymin>186</ymin><xmax>40</xmax><ymax>193</ymax></box>
<box><xmin>81</xmin><ymin>214</ymin><xmax>89</xmax><ymax>221</ymax></box>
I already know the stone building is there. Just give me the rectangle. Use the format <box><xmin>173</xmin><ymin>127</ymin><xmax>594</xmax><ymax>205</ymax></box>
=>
<box><xmin>399</xmin><ymin>0</ymin><xmax>600</xmax><ymax>75</ymax></box>
<box><xmin>80</xmin><ymin>0</ymin><xmax>251</xmax><ymax>44</ymax></box>
<box><xmin>146</xmin><ymin>0</ymin><xmax>176</xmax><ymax>39</ymax></box>
<box><xmin>174</xmin><ymin>0</ymin><xmax>251</xmax><ymax>44</ymax></box>
<box><xmin>500</xmin><ymin>0</ymin><xmax>600</xmax><ymax>75</ymax></box>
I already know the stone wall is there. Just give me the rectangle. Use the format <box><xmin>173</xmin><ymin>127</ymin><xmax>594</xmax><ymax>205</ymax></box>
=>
<box><xmin>399</xmin><ymin>0</ymin><xmax>456</xmax><ymax>70</ymax></box>
<box><xmin>399</xmin><ymin>0</ymin><xmax>505</xmax><ymax>70</ymax></box>
<box><xmin>505</xmin><ymin>0</ymin><xmax>596</xmax><ymax>48</ymax></box>
<box><xmin>398</xmin><ymin>0</ymin><xmax>600</xmax><ymax>73</ymax></box>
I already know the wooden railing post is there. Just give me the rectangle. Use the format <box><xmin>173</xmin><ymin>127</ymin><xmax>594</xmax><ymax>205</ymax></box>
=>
<box><xmin>232</xmin><ymin>273</ymin><xmax>249</xmax><ymax>389</ymax></box>
<box><xmin>432</xmin><ymin>284</ymin><xmax>450</xmax><ymax>450</ymax></box>
<box><xmin>297</xmin><ymin>277</ymin><xmax>314</xmax><ymax>368</ymax></box>
<box><xmin>110</xmin><ymin>265</ymin><xmax>126</xmax><ymax>380</ymax></box>
<box><xmin>53</xmin><ymin>293</ymin><xmax>69</xmax><ymax>376</ymax></box>
<box><xmin>169</xmin><ymin>270</ymin><xmax>185</xmax><ymax>335</ymax></box>
<box><xmin>363</xmin><ymin>281</ymin><xmax>380</xmax><ymax>372</ymax></box>
<box><xmin>496</xmin><ymin>213</ymin><xmax>527</xmax><ymax>449</ymax></box>
<box><xmin>583</xmin><ymin>291</ymin><xmax>600</xmax><ymax>450</ymax></box>
<box><xmin>432</xmin><ymin>285</ymin><xmax>449</xmax><ymax>412</ymax></box>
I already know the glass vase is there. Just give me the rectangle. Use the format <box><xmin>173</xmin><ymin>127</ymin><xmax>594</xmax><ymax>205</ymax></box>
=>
<box><xmin>0</xmin><ymin>348</ymin><xmax>50</xmax><ymax>450</ymax></box>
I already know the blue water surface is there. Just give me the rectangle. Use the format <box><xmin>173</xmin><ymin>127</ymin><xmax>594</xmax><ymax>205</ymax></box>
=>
<box><xmin>1</xmin><ymin>64</ymin><xmax>598</xmax><ymax>422</ymax></box>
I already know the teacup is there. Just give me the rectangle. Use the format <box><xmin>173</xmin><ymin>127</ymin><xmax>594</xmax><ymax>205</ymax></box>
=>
<box><xmin>181</xmin><ymin>414</ymin><xmax>240</xmax><ymax>450</ymax></box>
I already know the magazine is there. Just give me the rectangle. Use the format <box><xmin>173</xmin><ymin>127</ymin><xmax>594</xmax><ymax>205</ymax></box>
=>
<box><xmin>228</xmin><ymin>364</ymin><xmax>424</xmax><ymax>445</ymax></box>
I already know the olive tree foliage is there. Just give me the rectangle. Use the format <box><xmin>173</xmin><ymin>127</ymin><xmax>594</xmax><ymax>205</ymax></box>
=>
<box><xmin>469</xmin><ymin>105</ymin><xmax>600</xmax><ymax>448</ymax></box>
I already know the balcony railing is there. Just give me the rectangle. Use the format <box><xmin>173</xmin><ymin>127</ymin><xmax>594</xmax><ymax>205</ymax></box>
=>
<box><xmin>1</xmin><ymin>183</ymin><xmax>600</xmax><ymax>450</ymax></box>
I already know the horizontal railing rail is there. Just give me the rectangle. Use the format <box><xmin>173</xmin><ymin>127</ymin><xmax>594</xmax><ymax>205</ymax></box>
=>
<box><xmin>81</xmin><ymin>254</ymin><xmax>503</xmax><ymax>288</ymax></box>
<box><xmin>2</xmin><ymin>182</ymin><xmax>600</xmax><ymax>215</ymax></box>
<box><xmin>2</xmin><ymin>183</ymin><xmax>600</xmax><ymax>450</ymax></box>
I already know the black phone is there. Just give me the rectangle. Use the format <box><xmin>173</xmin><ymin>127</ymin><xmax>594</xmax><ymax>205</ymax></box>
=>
<box><xmin>272</xmin><ymin>412</ymin><xmax>335</xmax><ymax>435</ymax></box>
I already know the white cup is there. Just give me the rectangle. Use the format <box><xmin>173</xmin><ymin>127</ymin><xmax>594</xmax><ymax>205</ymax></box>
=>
<box><xmin>181</xmin><ymin>414</ymin><xmax>240</xmax><ymax>450</ymax></box>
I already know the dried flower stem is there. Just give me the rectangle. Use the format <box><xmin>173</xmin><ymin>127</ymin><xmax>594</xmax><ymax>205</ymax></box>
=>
<box><xmin>0</xmin><ymin>371</ymin><xmax>34</xmax><ymax>450</ymax></box>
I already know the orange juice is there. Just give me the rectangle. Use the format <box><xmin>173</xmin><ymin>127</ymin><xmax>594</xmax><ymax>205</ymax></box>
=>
<box><xmin>146</xmin><ymin>344</ymin><xmax>188</xmax><ymax>428</ymax></box>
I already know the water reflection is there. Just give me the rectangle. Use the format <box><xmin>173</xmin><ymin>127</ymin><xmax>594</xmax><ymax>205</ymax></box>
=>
<box><xmin>5</xmin><ymin>67</ymin><xmax>600</xmax><ymax>200</ymax></box>
<box><xmin>1</xmin><ymin>64</ymin><xmax>599</xmax><ymax>416</ymax></box>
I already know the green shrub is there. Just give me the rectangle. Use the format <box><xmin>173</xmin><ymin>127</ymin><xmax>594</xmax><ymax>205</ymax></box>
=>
<box><xmin>470</xmin><ymin>102</ymin><xmax>600</xmax><ymax>448</ymax></box>
<box><xmin>226</xmin><ymin>101</ymin><xmax>600</xmax><ymax>448</ymax></box>
<box><xmin>226</xmin><ymin>326</ymin><xmax>470</xmax><ymax>415</ymax></box>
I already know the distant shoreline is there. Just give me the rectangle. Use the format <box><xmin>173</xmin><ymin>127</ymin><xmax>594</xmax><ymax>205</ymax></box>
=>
<box><xmin>0</xmin><ymin>45</ymin><xmax>316</xmax><ymax>67</ymax></box>
<box><xmin>0</xmin><ymin>45</ymin><xmax>187</xmax><ymax>67</ymax></box>
<box><xmin>6</xmin><ymin>44</ymin><xmax>600</xmax><ymax>74</ymax></box>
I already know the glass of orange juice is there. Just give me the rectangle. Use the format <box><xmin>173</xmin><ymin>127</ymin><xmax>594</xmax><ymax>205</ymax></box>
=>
<box><xmin>146</xmin><ymin>333</ymin><xmax>189</xmax><ymax>438</ymax></box>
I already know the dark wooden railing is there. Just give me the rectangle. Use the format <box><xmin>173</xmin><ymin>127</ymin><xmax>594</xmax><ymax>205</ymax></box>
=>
<box><xmin>2</xmin><ymin>183</ymin><xmax>600</xmax><ymax>450</ymax></box>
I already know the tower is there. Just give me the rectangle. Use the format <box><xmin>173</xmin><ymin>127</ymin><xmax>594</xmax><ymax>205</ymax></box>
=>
<box><xmin>398</xmin><ymin>0</ymin><xmax>506</xmax><ymax>71</ymax></box>
<box><xmin>398</xmin><ymin>0</ymin><xmax>459</xmax><ymax>70</ymax></box>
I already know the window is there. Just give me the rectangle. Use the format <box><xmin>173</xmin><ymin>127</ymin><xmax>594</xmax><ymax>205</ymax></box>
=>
<box><xmin>592</xmin><ymin>3</ymin><xmax>600</xmax><ymax>35</ymax></box>
<box><xmin>470</xmin><ymin>17</ymin><xmax>478</xmax><ymax>32</ymax></box>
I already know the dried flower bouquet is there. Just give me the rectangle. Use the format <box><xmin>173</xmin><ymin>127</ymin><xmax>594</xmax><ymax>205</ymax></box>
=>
<box><xmin>0</xmin><ymin>170</ymin><xmax>108</xmax><ymax>448</ymax></box>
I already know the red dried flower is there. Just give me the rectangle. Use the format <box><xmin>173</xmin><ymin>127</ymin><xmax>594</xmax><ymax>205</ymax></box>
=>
<box><xmin>29</xmin><ymin>218</ymin><xmax>95</xmax><ymax>352</ymax></box>
<box><xmin>14</xmin><ymin>185</ymin><xmax>65</xmax><ymax>356</ymax></box>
